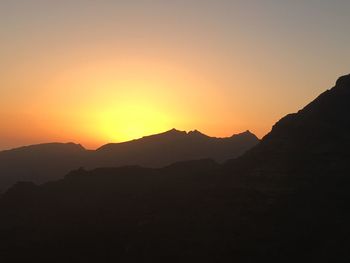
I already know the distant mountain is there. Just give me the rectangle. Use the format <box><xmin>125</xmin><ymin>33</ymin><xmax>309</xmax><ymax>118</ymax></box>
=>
<box><xmin>0</xmin><ymin>142</ymin><xmax>86</xmax><ymax>191</ymax></box>
<box><xmin>0</xmin><ymin>129</ymin><xmax>259</xmax><ymax>190</ymax></box>
<box><xmin>92</xmin><ymin>129</ymin><xmax>259</xmax><ymax>168</ymax></box>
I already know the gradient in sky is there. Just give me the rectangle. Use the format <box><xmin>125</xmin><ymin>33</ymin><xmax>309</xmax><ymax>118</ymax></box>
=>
<box><xmin>1</xmin><ymin>0</ymin><xmax>350</xmax><ymax>150</ymax></box>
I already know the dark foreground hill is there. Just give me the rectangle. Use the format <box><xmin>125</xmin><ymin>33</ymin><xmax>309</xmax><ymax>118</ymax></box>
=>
<box><xmin>0</xmin><ymin>75</ymin><xmax>350</xmax><ymax>262</ymax></box>
<box><xmin>0</xmin><ymin>130</ymin><xmax>258</xmax><ymax>190</ymax></box>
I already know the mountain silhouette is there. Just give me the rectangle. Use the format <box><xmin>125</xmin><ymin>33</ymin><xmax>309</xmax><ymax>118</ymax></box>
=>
<box><xmin>92</xmin><ymin>129</ymin><xmax>258</xmax><ymax>168</ymax></box>
<box><xmin>0</xmin><ymin>142</ymin><xmax>86</xmax><ymax>192</ymax></box>
<box><xmin>0</xmin><ymin>129</ymin><xmax>258</xmax><ymax>190</ymax></box>
<box><xmin>1</xmin><ymin>75</ymin><xmax>350</xmax><ymax>262</ymax></box>
<box><xmin>226</xmin><ymin>74</ymin><xmax>350</xmax><ymax>174</ymax></box>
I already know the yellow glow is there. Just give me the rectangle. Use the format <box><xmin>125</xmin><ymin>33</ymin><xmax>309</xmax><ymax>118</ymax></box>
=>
<box><xmin>98</xmin><ymin>100</ymin><xmax>173</xmax><ymax>142</ymax></box>
<box><xmin>45</xmin><ymin>59</ymin><xmax>186</xmax><ymax>145</ymax></box>
<box><xmin>0</xmin><ymin>53</ymin><xmax>269</xmax><ymax>150</ymax></box>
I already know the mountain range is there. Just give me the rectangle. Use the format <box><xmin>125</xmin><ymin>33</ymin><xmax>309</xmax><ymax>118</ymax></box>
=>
<box><xmin>0</xmin><ymin>129</ymin><xmax>258</xmax><ymax>191</ymax></box>
<box><xmin>0</xmin><ymin>75</ymin><xmax>350</xmax><ymax>262</ymax></box>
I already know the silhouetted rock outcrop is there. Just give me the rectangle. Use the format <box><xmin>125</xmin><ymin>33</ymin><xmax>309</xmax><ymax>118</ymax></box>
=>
<box><xmin>227</xmin><ymin>74</ymin><xmax>350</xmax><ymax>175</ymax></box>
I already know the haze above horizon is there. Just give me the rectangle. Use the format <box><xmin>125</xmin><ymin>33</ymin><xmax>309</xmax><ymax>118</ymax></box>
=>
<box><xmin>1</xmin><ymin>0</ymin><xmax>350</xmax><ymax>150</ymax></box>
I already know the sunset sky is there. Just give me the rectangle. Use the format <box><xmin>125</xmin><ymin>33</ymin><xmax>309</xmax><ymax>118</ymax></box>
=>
<box><xmin>1</xmin><ymin>0</ymin><xmax>350</xmax><ymax>150</ymax></box>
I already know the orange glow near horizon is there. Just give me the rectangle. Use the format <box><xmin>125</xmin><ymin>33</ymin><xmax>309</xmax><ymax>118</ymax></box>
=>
<box><xmin>0</xmin><ymin>50</ymin><xmax>339</xmax><ymax>150</ymax></box>
<box><xmin>0</xmin><ymin>52</ymin><xmax>333</xmax><ymax>150</ymax></box>
<box><xmin>1</xmin><ymin>1</ymin><xmax>349</xmax><ymax>150</ymax></box>
<box><xmin>2</xmin><ymin>54</ymin><xmax>259</xmax><ymax>150</ymax></box>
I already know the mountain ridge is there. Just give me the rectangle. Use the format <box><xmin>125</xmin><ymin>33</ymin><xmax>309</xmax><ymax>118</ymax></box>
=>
<box><xmin>0</xmin><ymin>129</ymin><xmax>256</xmax><ymax>153</ymax></box>
<box><xmin>96</xmin><ymin>129</ymin><xmax>257</xmax><ymax>150</ymax></box>
<box><xmin>0</xmin><ymin>129</ymin><xmax>259</xmax><ymax>190</ymax></box>
<box><xmin>0</xmin><ymin>142</ymin><xmax>86</xmax><ymax>153</ymax></box>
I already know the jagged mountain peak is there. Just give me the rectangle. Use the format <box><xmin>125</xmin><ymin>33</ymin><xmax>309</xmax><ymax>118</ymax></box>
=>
<box><xmin>187</xmin><ymin>129</ymin><xmax>208</xmax><ymax>137</ymax></box>
<box><xmin>232</xmin><ymin>130</ymin><xmax>256</xmax><ymax>137</ymax></box>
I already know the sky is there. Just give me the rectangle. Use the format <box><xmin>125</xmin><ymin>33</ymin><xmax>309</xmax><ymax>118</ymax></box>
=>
<box><xmin>1</xmin><ymin>0</ymin><xmax>350</xmax><ymax>150</ymax></box>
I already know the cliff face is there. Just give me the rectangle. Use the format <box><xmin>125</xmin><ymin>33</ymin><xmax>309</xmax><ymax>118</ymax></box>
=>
<box><xmin>227</xmin><ymin>74</ymin><xmax>350</xmax><ymax>174</ymax></box>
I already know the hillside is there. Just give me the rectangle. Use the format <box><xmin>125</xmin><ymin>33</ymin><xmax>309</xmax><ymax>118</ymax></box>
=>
<box><xmin>0</xmin><ymin>130</ymin><xmax>258</xmax><ymax>190</ymax></box>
